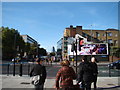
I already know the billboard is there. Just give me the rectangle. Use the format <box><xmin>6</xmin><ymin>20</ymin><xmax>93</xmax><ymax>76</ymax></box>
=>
<box><xmin>68</xmin><ymin>43</ymin><xmax>108</xmax><ymax>55</ymax></box>
<box><xmin>79</xmin><ymin>43</ymin><xmax>108</xmax><ymax>55</ymax></box>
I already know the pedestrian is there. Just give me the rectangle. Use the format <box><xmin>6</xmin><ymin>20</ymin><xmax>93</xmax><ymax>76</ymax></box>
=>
<box><xmin>91</xmin><ymin>57</ymin><xmax>98</xmax><ymax>89</ymax></box>
<box><xmin>77</xmin><ymin>56</ymin><xmax>93</xmax><ymax>90</ymax></box>
<box><xmin>55</xmin><ymin>60</ymin><xmax>76</xmax><ymax>90</ymax></box>
<box><xmin>50</xmin><ymin>58</ymin><xmax>53</xmax><ymax>66</ymax></box>
<box><xmin>77</xmin><ymin>57</ymin><xmax>85</xmax><ymax>89</ymax></box>
<box><xmin>30</xmin><ymin>57</ymin><xmax>47</xmax><ymax>90</ymax></box>
<box><xmin>46</xmin><ymin>58</ymin><xmax>49</xmax><ymax>65</ymax></box>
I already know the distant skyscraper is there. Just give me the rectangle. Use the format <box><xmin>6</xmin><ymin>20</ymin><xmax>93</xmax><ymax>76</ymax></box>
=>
<box><xmin>52</xmin><ymin>46</ymin><xmax>55</xmax><ymax>53</ymax></box>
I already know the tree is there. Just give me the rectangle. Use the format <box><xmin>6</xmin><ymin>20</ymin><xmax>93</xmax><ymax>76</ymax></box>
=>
<box><xmin>2</xmin><ymin>27</ymin><xmax>25</xmax><ymax>60</ymax></box>
<box><xmin>38</xmin><ymin>48</ymin><xmax>47</xmax><ymax>56</ymax></box>
<box><xmin>112</xmin><ymin>47</ymin><xmax>120</xmax><ymax>58</ymax></box>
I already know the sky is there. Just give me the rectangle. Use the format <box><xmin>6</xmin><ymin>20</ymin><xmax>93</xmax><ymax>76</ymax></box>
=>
<box><xmin>2</xmin><ymin>2</ymin><xmax>118</xmax><ymax>52</ymax></box>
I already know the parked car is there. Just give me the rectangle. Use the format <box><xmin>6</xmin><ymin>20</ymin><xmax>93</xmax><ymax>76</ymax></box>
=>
<box><xmin>108</xmin><ymin>60</ymin><xmax>120</xmax><ymax>69</ymax></box>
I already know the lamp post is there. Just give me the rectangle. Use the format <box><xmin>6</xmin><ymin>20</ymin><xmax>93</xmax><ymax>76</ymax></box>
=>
<box><xmin>13</xmin><ymin>33</ymin><xmax>16</xmax><ymax>76</ymax></box>
<box><xmin>91</xmin><ymin>25</ymin><xmax>93</xmax><ymax>42</ymax></box>
<box><xmin>71</xmin><ymin>42</ymin><xmax>75</xmax><ymax>66</ymax></box>
<box><xmin>75</xmin><ymin>39</ymin><xmax>78</xmax><ymax>74</ymax></box>
<box><xmin>106</xmin><ymin>32</ymin><xmax>108</xmax><ymax>43</ymax></box>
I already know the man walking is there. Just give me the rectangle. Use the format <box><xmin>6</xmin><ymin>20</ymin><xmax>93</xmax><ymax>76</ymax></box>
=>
<box><xmin>30</xmin><ymin>58</ymin><xmax>47</xmax><ymax>90</ymax></box>
<box><xmin>77</xmin><ymin>56</ymin><xmax>93</xmax><ymax>90</ymax></box>
<box><xmin>91</xmin><ymin>57</ymin><xmax>98</xmax><ymax>89</ymax></box>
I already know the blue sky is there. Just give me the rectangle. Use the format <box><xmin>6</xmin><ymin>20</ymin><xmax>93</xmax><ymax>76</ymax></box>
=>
<box><xmin>2</xmin><ymin>2</ymin><xmax>118</xmax><ymax>52</ymax></box>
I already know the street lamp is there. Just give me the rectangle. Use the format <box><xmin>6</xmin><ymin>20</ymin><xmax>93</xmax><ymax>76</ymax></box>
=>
<box><xmin>106</xmin><ymin>32</ymin><xmax>108</xmax><ymax>43</ymax></box>
<box><xmin>13</xmin><ymin>33</ymin><xmax>17</xmax><ymax>76</ymax></box>
<box><xmin>91</xmin><ymin>25</ymin><xmax>93</xmax><ymax>42</ymax></box>
<box><xmin>75</xmin><ymin>39</ymin><xmax>78</xmax><ymax>74</ymax></box>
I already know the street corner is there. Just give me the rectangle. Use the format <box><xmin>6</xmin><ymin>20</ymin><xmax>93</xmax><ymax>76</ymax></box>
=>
<box><xmin>2</xmin><ymin>75</ymin><xmax>34</xmax><ymax>88</ymax></box>
<box><xmin>96</xmin><ymin>77</ymin><xmax>120</xmax><ymax>89</ymax></box>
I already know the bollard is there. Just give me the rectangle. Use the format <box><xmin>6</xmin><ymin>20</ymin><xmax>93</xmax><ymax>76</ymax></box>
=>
<box><xmin>109</xmin><ymin>66</ymin><xmax>111</xmax><ymax>77</ymax></box>
<box><xmin>19</xmin><ymin>63</ymin><xmax>22</xmax><ymax>76</ymax></box>
<box><xmin>7</xmin><ymin>63</ymin><xmax>10</xmax><ymax>76</ymax></box>
<box><xmin>118</xmin><ymin>69</ymin><xmax>120</xmax><ymax>77</ymax></box>
<box><xmin>13</xmin><ymin>58</ymin><xmax>15</xmax><ymax>76</ymax></box>
<box><xmin>28</xmin><ymin>63</ymin><xmax>30</xmax><ymax>76</ymax></box>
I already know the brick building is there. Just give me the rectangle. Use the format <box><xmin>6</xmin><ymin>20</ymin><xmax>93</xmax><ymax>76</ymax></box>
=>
<box><xmin>64</xmin><ymin>25</ymin><xmax>119</xmax><ymax>47</ymax></box>
<box><xmin>57</xmin><ymin>25</ymin><xmax>119</xmax><ymax>60</ymax></box>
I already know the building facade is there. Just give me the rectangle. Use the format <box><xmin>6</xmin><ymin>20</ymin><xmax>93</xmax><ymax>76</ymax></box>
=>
<box><xmin>21</xmin><ymin>35</ymin><xmax>40</xmax><ymax>58</ymax></box>
<box><xmin>58</xmin><ymin>25</ymin><xmax>119</xmax><ymax>60</ymax></box>
<box><xmin>21</xmin><ymin>35</ymin><xmax>38</xmax><ymax>44</ymax></box>
<box><xmin>57</xmin><ymin>38</ymin><xmax>63</xmax><ymax>60</ymax></box>
<box><xmin>64</xmin><ymin>25</ymin><xmax>119</xmax><ymax>47</ymax></box>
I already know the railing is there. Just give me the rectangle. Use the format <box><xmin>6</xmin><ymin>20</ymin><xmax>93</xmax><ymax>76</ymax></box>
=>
<box><xmin>2</xmin><ymin>62</ymin><xmax>34</xmax><ymax>76</ymax></box>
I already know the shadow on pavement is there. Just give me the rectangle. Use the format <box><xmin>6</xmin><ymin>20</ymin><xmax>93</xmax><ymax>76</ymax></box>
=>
<box><xmin>97</xmin><ymin>85</ymin><xmax>120</xmax><ymax>90</ymax></box>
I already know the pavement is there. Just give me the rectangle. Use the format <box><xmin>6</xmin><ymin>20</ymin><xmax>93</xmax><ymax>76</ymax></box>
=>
<box><xmin>0</xmin><ymin>75</ymin><xmax>120</xmax><ymax>90</ymax></box>
<box><xmin>0</xmin><ymin>61</ymin><xmax>120</xmax><ymax>90</ymax></box>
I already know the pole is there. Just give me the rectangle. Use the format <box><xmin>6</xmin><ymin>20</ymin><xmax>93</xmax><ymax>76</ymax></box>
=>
<box><xmin>106</xmin><ymin>32</ymin><xmax>107</xmax><ymax>43</ymax></box>
<box><xmin>91</xmin><ymin>25</ymin><xmax>92</xmax><ymax>42</ymax></box>
<box><xmin>19</xmin><ymin>63</ymin><xmax>22</xmax><ymax>76</ymax></box>
<box><xmin>75</xmin><ymin>39</ymin><xmax>78</xmax><ymax>74</ymax></box>
<box><xmin>28</xmin><ymin>63</ymin><xmax>30</xmax><ymax>76</ymax></box>
<box><xmin>7</xmin><ymin>63</ymin><xmax>10</xmax><ymax>76</ymax></box>
<box><xmin>13</xmin><ymin>34</ymin><xmax>16</xmax><ymax>76</ymax></box>
<box><xmin>73</xmin><ymin>51</ymin><xmax>74</xmax><ymax>66</ymax></box>
<box><xmin>37</xmin><ymin>43</ymin><xmax>38</xmax><ymax>57</ymax></box>
<box><xmin>109</xmin><ymin>66</ymin><xmax>111</xmax><ymax>77</ymax></box>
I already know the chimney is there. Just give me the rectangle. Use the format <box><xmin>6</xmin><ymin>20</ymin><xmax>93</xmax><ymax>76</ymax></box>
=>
<box><xmin>70</xmin><ymin>25</ymin><xmax>73</xmax><ymax>28</ymax></box>
<box><xmin>76</xmin><ymin>26</ymin><xmax>82</xmax><ymax>30</ymax></box>
<box><xmin>76</xmin><ymin>26</ymin><xmax>82</xmax><ymax>35</ymax></box>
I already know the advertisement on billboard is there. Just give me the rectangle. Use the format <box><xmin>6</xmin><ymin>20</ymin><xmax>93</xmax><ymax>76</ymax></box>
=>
<box><xmin>68</xmin><ymin>43</ymin><xmax>108</xmax><ymax>55</ymax></box>
<box><xmin>79</xmin><ymin>43</ymin><xmax>108</xmax><ymax>55</ymax></box>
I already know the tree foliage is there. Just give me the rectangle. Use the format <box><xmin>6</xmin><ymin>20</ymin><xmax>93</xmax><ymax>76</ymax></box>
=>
<box><xmin>112</xmin><ymin>47</ymin><xmax>120</xmax><ymax>58</ymax></box>
<box><xmin>50</xmin><ymin>52</ymin><xmax>55</xmax><ymax>56</ymax></box>
<box><xmin>38</xmin><ymin>48</ymin><xmax>47</xmax><ymax>56</ymax></box>
<box><xmin>2</xmin><ymin>27</ymin><xmax>25</xmax><ymax>60</ymax></box>
<box><xmin>2</xmin><ymin>26</ymin><xmax>48</xmax><ymax>60</ymax></box>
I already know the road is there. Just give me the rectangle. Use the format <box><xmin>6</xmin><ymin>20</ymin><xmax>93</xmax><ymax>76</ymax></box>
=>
<box><xmin>1</xmin><ymin>61</ymin><xmax>120</xmax><ymax>77</ymax></box>
<box><xmin>1</xmin><ymin>61</ymin><xmax>61</xmax><ymax>78</ymax></box>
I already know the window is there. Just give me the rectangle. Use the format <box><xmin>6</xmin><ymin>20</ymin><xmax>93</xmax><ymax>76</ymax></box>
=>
<box><xmin>103</xmin><ymin>40</ymin><xmax>106</xmax><ymax>43</ymax></box>
<box><xmin>114</xmin><ymin>40</ymin><xmax>117</xmax><ymax>46</ymax></box>
<box><xmin>96</xmin><ymin>32</ymin><xmax>100</xmax><ymax>37</ymax></box>
<box><xmin>108</xmin><ymin>39</ymin><xmax>112</xmax><ymax>43</ymax></box>
<box><xmin>108</xmin><ymin>32</ymin><xmax>112</xmax><ymax>36</ymax></box>
<box><xmin>115</xmin><ymin>34</ymin><xmax>118</xmax><ymax>37</ymax></box>
<box><xmin>103</xmin><ymin>34</ymin><xmax>106</xmax><ymax>37</ymax></box>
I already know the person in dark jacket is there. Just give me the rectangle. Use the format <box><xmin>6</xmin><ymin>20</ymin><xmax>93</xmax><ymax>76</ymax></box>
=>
<box><xmin>91</xmin><ymin>57</ymin><xmax>98</xmax><ymax>89</ymax></box>
<box><xmin>30</xmin><ymin>58</ymin><xmax>47</xmax><ymax>90</ymax></box>
<box><xmin>77</xmin><ymin>56</ymin><xmax>93</xmax><ymax>90</ymax></box>
<box><xmin>55</xmin><ymin>60</ymin><xmax>76</xmax><ymax>90</ymax></box>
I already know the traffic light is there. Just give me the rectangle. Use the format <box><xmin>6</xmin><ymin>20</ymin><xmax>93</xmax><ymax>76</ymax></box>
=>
<box><xmin>79</xmin><ymin>38</ymin><xmax>84</xmax><ymax>51</ymax></box>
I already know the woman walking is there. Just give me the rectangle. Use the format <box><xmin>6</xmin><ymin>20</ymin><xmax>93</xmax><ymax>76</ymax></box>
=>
<box><xmin>55</xmin><ymin>60</ymin><xmax>76</xmax><ymax>90</ymax></box>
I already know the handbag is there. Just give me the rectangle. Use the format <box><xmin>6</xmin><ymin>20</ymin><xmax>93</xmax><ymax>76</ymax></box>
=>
<box><xmin>30</xmin><ymin>75</ymin><xmax>41</xmax><ymax>85</ymax></box>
